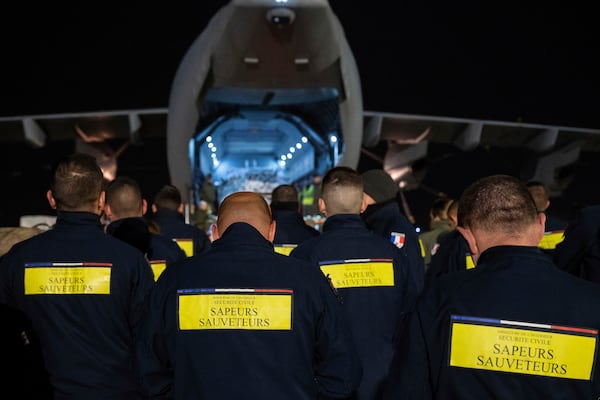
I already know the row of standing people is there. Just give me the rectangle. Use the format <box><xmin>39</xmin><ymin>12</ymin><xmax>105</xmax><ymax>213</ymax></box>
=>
<box><xmin>0</xmin><ymin>155</ymin><xmax>423</xmax><ymax>399</ymax></box>
<box><xmin>2</xmin><ymin>152</ymin><xmax>600</xmax><ymax>399</ymax></box>
<box><xmin>103</xmin><ymin>176</ymin><xmax>211</xmax><ymax>281</ymax></box>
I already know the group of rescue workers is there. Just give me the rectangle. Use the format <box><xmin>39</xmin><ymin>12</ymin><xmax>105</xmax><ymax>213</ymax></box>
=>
<box><xmin>1</xmin><ymin>152</ymin><xmax>600</xmax><ymax>399</ymax></box>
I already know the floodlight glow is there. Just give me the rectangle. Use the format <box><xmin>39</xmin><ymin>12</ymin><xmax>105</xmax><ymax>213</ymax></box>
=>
<box><xmin>287</xmin><ymin>153</ymin><xmax>292</xmax><ymax>159</ymax></box>
<box><xmin>211</xmin><ymin>147</ymin><xmax>217</xmax><ymax>152</ymax></box>
<box><xmin>296</xmin><ymin>143</ymin><xmax>302</xmax><ymax>149</ymax></box>
<box><xmin>279</xmin><ymin>160</ymin><xmax>286</xmax><ymax>167</ymax></box>
<box><xmin>208</xmin><ymin>142</ymin><xmax>214</xmax><ymax>148</ymax></box>
<box><xmin>206</xmin><ymin>136</ymin><xmax>213</xmax><ymax>142</ymax></box>
<box><xmin>289</xmin><ymin>147</ymin><xmax>295</xmax><ymax>153</ymax></box>
<box><xmin>301</xmin><ymin>136</ymin><xmax>308</xmax><ymax>143</ymax></box>
<box><xmin>330</xmin><ymin>135</ymin><xmax>338</xmax><ymax>143</ymax></box>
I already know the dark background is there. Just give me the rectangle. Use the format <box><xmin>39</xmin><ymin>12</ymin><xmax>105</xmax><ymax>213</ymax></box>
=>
<box><xmin>0</xmin><ymin>2</ymin><xmax>598</xmax><ymax>228</ymax></box>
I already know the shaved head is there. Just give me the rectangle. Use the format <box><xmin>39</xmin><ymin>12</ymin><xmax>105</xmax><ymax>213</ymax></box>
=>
<box><xmin>214</xmin><ymin>192</ymin><xmax>275</xmax><ymax>241</ymax></box>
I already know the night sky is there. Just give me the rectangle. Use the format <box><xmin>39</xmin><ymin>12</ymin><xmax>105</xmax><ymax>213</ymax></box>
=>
<box><xmin>1</xmin><ymin>2</ymin><xmax>598</xmax><ymax>127</ymax></box>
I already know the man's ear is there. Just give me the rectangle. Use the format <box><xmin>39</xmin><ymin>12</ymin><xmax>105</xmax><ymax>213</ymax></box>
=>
<box><xmin>97</xmin><ymin>191</ymin><xmax>105</xmax><ymax>214</ymax></box>
<box><xmin>151</xmin><ymin>204</ymin><xmax>158</xmax><ymax>214</ymax></box>
<box><xmin>456</xmin><ymin>226</ymin><xmax>479</xmax><ymax>264</ymax></box>
<box><xmin>268</xmin><ymin>220</ymin><xmax>276</xmax><ymax>243</ymax></box>
<box><xmin>318</xmin><ymin>198</ymin><xmax>326</xmax><ymax>216</ymax></box>
<box><xmin>210</xmin><ymin>224</ymin><xmax>220</xmax><ymax>242</ymax></box>
<box><xmin>177</xmin><ymin>202</ymin><xmax>185</xmax><ymax>214</ymax></box>
<box><xmin>104</xmin><ymin>203</ymin><xmax>113</xmax><ymax>221</ymax></box>
<box><xmin>534</xmin><ymin>212</ymin><xmax>547</xmax><ymax>244</ymax></box>
<box><xmin>360</xmin><ymin>195</ymin><xmax>368</xmax><ymax>213</ymax></box>
<box><xmin>141</xmin><ymin>199</ymin><xmax>148</xmax><ymax>216</ymax></box>
<box><xmin>46</xmin><ymin>190</ymin><xmax>57</xmax><ymax>210</ymax></box>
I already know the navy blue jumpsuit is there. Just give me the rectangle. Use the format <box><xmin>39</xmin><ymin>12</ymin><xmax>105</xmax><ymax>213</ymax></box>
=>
<box><xmin>0</xmin><ymin>211</ymin><xmax>155</xmax><ymax>400</ymax></box>
<box><xmin>136</xmin><ymin>222</ymin><xmax>362</xmax><ymax>399</ymax></box>
<box><xmin>152</xmin><ymin>208</ymin><xmax>210</xmax><ymax>257</ymax></box>
<box><xmin>107</xmin><ymin>216</ymin><xmax>187</xmax><ymax>281</ymax></box>
<box><xmin>290</xmin><ymin>214</ymin><xmax>419</xmax><ymax>400</ymax></box>
<box><xmin>272</xmin><ymin>207</ymin><xmax>320</xmax><ymax>255</ymax></box>
<box><xmin>425</xmin><ymin>230</ymin><xmax>472</xmax><ymax>286</ymax></box>
<box><xmin>361</xmin><ymin>201</ymin><xmax>425</xmax><ymax>293</ymax></box>
<box><xmin>383</xmin><ymin>245</ymin><xmax>600</xmax><ymax>399</ymax></box>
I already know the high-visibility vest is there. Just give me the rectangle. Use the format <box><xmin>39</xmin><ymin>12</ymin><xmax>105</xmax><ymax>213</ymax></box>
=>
<box><xmin>301</xmin><ymin>184</ymin><xmax>314</xmax><ymax>206</ymax></box>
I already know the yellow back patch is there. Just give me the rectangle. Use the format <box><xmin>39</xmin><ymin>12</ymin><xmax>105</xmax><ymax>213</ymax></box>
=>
<box><xmin>178</xmin><ymin>289</ymin><xmax>293</xmax><ymax>331</ymax></box>
<box><xmin>449</xmin><ymin>315</ymin><xmax>598</xmax><ymax>380</ymax></box>
<box><xmin>274</xmin><ymin>244</ymin><xmax>296</xmax><ymax>256</ymax></box>
<box><xmin>149</xmin><ymin>260</ymin><xmax>167</xmax><ymax>282</ymax></box>
<box><xmin>25</xmin><ymin>263</ymin><xmax>111</xmax><ymax>294</ymax></box>
<box><xmin>466</xmin><ymin>254</ymin><xmax>475</xmax><ymax>269</ymax></box>
<box><xmin>319</xmin><ymin>259</ymin><xmax>394</xmax><ymax>289</ymax></box>
<box><xmin>538</xmin><ymin>231</ymin><xmax>565</xmax><ymax>250</ymax></box>
<box><xmin>174</xmin><ymin>238</ymin><xmax>194</xmax><ymax>257</ymax></box>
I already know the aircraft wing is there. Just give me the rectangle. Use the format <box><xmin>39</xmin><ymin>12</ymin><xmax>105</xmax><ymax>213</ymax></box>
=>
<box><xmin>1</xmin><ymin>108</ymin><xmax>599</xmax><ymax>198</ymax></box>
<box><xmin>362</xmin><ymin>110</ymin><xmax>600</xmax><ymax>195</ymax></box>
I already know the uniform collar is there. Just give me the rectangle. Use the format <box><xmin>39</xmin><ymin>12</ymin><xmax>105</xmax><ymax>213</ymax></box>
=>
<box><xmin>361</xmin><ymin>200</ymin><xmax>397</xmax><ymax>221</ymax></box>
<box><xmin>322</xmin><ymin>214</ymin><xmax>366</xmax><ymax>232</ymax></box>
<box><xmin>211</xmin><ymin>222</ymin><xmax>274</xmax><ymax>252</ymax></box>
<box><xmin>477</xmin><ymin>245</ymin><xmax>549</xmax><ymax>267</ymax></box>
<box><xmin>54</xmin><ymin>211</ymin><xmax>103</xmax><ymax>230</ymax></box>
<box><xmin>153</xmin><ymin>208</ymin><xmax>184</xmax><ymax>222</ymax></box>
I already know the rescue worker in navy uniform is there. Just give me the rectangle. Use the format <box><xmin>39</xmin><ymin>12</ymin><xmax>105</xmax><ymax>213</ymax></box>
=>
<box><xmin>270</xmin><ymin>183</ymin><xmax>319</xmax><ymax>255</ymax></box>
<box><xmin>424</xmin><ymin>229</ymin><xmax>472</xmax><ymax>286</ymax></box>
<box><xmin>136</xmin><ymin>191</ymin><xmax>362</xmax><ymax>399</ymax></box>
<box><xmin>382</xmin><ymin>174</ymin><xmax>600</xmax><ymax>399</ymax></box>
<box><xmin>553</xmin><ymin>204</ymin><xmax>600</xmax><ymax>284</ymax></box>
<box><xmin>425</xmin><ymin>200</ymin><xmax>474</xmax><ymax>285</ymax></box>
<box><xmin>419</xmin><ymin>197</ymin><xmax>456</xmax><ymax>268</ymax></box>
<box><xmin>150</xmin><ymin>184</ymin><xmax>211</xmax><ymax>257</ymax></box>
<box><xmin>360</xmin><ymin>169</ymin><xmax>425</xmax><ymax>293</ymax></box>
<box><xmin>104</xmin><ymin>176</ymin><xmax>186</xmax><ymax>281</ymax></box>
<box><xmin>290</xmin><ymin>166</ymin><xmax>419</xmax><ymax>400</ymax></box>
<box><xmin>0</xmin><ymin>153</ymin><xmax>154</xmax><ymax>399</ymax></box>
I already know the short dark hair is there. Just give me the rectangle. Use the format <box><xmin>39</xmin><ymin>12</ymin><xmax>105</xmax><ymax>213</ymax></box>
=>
<box><xmin>50</xmin><ymin>153</ymin><xmax>104</xmax><ymax>211</ymax></box>
<box><xmin>429</xmin><ymin>197</ymin><xmax>454</xmax><ymax>220</ymax></box>
<box><xmin>271</xmin><ymin>184</ymin><xmax>299</xmax><ymax>205</ymax></box>
<box><xmin>321</xmin><ymin>166</ymin><xmax>363</xmax><ymax>215</ymax></box>
<box><xmin>525</xmin><ymin>180</ymin><xmax>549</xmax><ymax>212</ymax></box>
<box><xmin>458</xmin><ymin>175</ymin><xmax>538</xmax><ymax>234</ymax></box>
<box><xmin>153</xmin><ymin>184</ymin><xmax>182</xmax><ymax>210</ymax></box>
<box><xmin>105</xmin><ymin>176</ymin><xmax>143</xmax><ymax>218</ymax></box>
